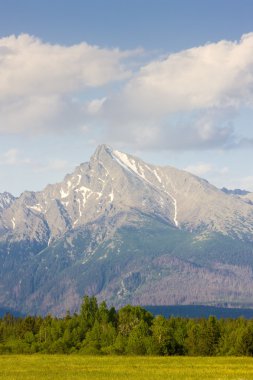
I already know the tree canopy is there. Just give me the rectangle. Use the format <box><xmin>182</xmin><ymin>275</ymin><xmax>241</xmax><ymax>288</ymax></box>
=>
<box><xmin>0</xmin><ymin>296</ymin><xmax>253</xmax><ymax>356</ymax></box>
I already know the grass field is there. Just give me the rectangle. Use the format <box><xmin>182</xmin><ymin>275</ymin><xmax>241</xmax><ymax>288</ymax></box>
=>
<box><xmin>0</xmin><ymin>356</ymin><xmax>253</xmax><ymax>380</ymax></box>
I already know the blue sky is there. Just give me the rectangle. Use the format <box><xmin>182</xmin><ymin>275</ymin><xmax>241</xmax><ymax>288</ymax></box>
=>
<box><xmin>1</xmin><ymin>0</ymin><xmax>253</xmax><ymax>194</ymax></box>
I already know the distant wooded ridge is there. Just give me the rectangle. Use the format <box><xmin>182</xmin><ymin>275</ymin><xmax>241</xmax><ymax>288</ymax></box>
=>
<box><xmin>145</xmin><ymin>305</ymin><xmax>253</xmax><ymax>319</ymax></box>
<box><xmin>1</xmin><ymin>296</ymin><xmax>253</xmax><ymax>356</ymax></box>
<box><xmin>2</xmin><ymin>304</ymin><xmax>253</xmax><ymax>319</ymax></box>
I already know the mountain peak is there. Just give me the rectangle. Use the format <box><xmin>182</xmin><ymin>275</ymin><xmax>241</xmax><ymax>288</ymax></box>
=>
<box><xmin>92</xmin><ymin>144</ymin><xmax>113</xmax><ymax>159</ymax></box>
<box><xmin>2</xmin><ymin>147</ymin><xmax>253</xmax><ymax>315</ymax></box>
<box><xmin>0</xmin><ymin>192</ymin><xmax>16</xmax><ymax>211</ymax></box>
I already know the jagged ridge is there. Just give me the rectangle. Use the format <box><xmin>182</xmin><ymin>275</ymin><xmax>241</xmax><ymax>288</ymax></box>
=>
<box><xmin>0</xmin><ymin>145</ymin><xmax>253</xmax><ymax>315</ymax></box>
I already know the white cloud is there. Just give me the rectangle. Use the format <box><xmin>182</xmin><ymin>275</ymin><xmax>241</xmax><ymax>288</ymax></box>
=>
<box><xmin>184</xmin><ymin>163</ymin><xmax>213</xmax><ymax>176</ymax></box>
<box><xmin>0</xmin><ymin>149</ymin><xmax>68</xmax><ymax>172</ymax></box>
<box><xmin>0</xmin><ymin>149</ymin><xmax>31</xmax><ymax>165</ymax></box>
<box><xmin>184</xmin><ymin>162</ymin><xmax>230</xmax><ymax>182</ymax></box>
<box><xmin>236</xmin><ymin>176</ymin><xmax>253</xmax><ymax>192</ymax></box>
<box><xmin>0</xmin><ymin>34</ymin><xmax>132</xmax><ymax>97</ymax></box>
<box><xmin>46</xmin><ymin>159</ymin><xmax>68</xmax><ymax>171</ymax></box>
<box><xmin>219</xmin><ymin>167</ymin><xmax>229</xmax><ymax>174</ymax></box>
<box><xmin>30</xmin><ymin>159</ymin><xmax>70</xmax><ymax>174</ymax></box>
<box><xmin>1</xmin><ymin>33</ymin><xmax>253</xmax><ymax>151</ymax></box>
<box><xmin>0</xmin><ymin>94</ymin><xmax>86</xmax><ymax>134</ymax></box>
<box><xmin>100</xmin><ymin>33</ymin><xmax>253</xmax><ymax>150</ymax></box>
<box><xmin>86</xmin><ymin>97</ymin><xmax>107</xmax><ymax>115</ymax></box>
<box><xmin>0</xmin><ymin>34</ymin><xmax>137</xmax><ymax>134</ymax></box>
<box><xmin>111</xmin><ymin>33</ymin><xmax>253</xmax><ymax>115</ymax></box>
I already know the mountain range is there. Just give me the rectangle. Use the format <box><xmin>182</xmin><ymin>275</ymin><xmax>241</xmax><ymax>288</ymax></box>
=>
<box><xmin>1</xmin><ymin>144</ymin><xmax>253</xmax><ymax>315</ymax></box>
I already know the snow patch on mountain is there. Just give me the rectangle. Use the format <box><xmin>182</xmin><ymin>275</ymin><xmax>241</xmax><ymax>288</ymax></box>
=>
<box><xmin>28</xmin><ymin>204</ymin><xmax>44</xmax><ymax>213</ymax></box>
<box><xmin>153</xmin><ymin>169</ymin><xmax>162</xmax><ymax>183</ymax></box>
<box><xmin>113</xmin><ymin>149</ymin><xmax>179</xmax><ymax>227</ymax></box>
<box><xmin>113</xmin><ymin>150</ymin><xmax>147</xmax><ymax>181</ymax></box>
<box><xmin>75</xmin><ymin>186</ymin><xmax>93</xmax><ymax>206</ymax></box>
<box><xmin>164</xmin><ymin>190</ymin><xmax>178</xmax><ymax>227</ymax></box>
<box><xmin>109</xmin><ymin>189</ymin><xmax>114</xmax><ymax>202</ymax></box>
<box><xmin>76</xmin><ymin>174</ymin><xmax>81</xmax><ymax>186</ymax></box>
<box><xmin>60</xmin><ymin>188</ymin><xmax>69</xmax><ymax>199</ymax></box>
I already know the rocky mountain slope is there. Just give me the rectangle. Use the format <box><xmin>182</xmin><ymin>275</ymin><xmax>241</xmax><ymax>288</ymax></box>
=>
<box><xmin>1</xmin><ymin>145</ymin><xmax>253</xmax><ymax>315</ymax></box>
<box><xmin>0</xmin><ymin>192</ymin><xmax>15</xmax><ymax>211</ymax></box>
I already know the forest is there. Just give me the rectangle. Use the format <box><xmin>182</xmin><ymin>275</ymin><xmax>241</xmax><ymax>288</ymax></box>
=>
<box><xmin>1</xmin><ymin>296</ymin><xmax>253</xmax><ymax>356</ymax></box>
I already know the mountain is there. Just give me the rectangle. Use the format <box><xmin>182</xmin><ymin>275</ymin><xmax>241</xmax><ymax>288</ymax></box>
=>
<box><xmin>221</xmin><ymin>187</ymin><xmax>253</xmax><ymax>206</ymax></box>
<box><xmin>1</xmin><ymin>144</ymin><xmax>253</xmax><ymax>315</ymax></box>
<box><xmin>0</xmin><ymin>192</ymin><xmax>16</xmax><ymax>211</ymax></box>
<box><xmin>221</xmin><ymin>187</ymin><xmax>250</xmax><ymax>196</ymax></box>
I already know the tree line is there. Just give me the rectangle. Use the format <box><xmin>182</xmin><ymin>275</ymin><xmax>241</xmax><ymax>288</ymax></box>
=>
<box><xmin>1</xmin><ymin>296</ymin><xmax>253</xmax><ymax>355</ymax></box>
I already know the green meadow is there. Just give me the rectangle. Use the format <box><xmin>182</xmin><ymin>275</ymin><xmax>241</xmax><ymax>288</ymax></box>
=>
<box><xmin>0</xmin><ymin>355</ymin><xmax>253</xmax><ymax>380</ymax></box>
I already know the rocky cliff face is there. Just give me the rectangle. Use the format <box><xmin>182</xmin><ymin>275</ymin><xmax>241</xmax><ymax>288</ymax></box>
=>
<box><xmin>1</xmin><ymin>145</ymin><xmax>253</xmax><ymax>315</ymax></box>
<box><xmin>0</xmin><ymin>192</ymin><xmax>16</xmax><ymax>211</ymax></box>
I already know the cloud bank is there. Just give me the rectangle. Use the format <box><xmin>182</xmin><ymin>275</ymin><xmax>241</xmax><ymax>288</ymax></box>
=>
<box><xmin>0</xmin><ymin>34</ymin><xmax>135</xmax><ymax>133</ymax></box>
<box><xmin>100</xmin><ymin>33</ymin><xmax>253</xmax><ymax>149</ymax></box>
<box><xmin>1</xmin><ymin>33</ymin><xmax>253</xmax><ymax>150</ymax></box>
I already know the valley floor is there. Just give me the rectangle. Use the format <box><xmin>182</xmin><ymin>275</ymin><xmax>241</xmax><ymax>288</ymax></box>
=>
<box><xmin>0</xmin><ymin>355</ymin><xmax>253</xmax><ymax>379</ymax></box>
